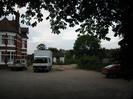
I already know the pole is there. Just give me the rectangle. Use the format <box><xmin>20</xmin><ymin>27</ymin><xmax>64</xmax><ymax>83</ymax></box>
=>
<box><xmin>4</xmin><ymin>33</ymin><xmax>8</xmax><ymax>67</ymax></box>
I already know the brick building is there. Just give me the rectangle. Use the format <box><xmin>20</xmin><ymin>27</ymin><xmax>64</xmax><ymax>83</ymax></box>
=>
<box><xmin>0</xmin><ymin>12</ymin><xmax>29</xmax><ymax>67</ymax></box>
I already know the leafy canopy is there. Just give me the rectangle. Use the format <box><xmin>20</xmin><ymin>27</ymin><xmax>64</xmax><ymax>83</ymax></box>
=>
<box><xmin>37</xmin><ymin>43</ymin><xmax>46</xmax><ymax>50</ymax></box>
<box><xmin>0</xmin><ymin>0</ymin><xmax>132</xmax><ymax>38</ymax></box>
<box><xmin>74</xmin><ymin>35</ymin><xmax>101</xmax><ymax>58</ymax></box>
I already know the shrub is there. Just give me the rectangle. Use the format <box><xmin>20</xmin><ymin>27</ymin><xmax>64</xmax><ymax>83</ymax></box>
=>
<box><xmin>65</xmin><ymin>58</ymin><xmax>76</xmax><ymax>64</ymax></box>
<box><xmin>77</xmin><ymin>56</ymin><xmax>102</xmax><ymax>70</ymax></box>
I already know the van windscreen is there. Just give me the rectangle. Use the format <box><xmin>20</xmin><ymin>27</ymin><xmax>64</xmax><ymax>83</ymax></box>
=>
<box><xmin>34</xmin><ymin>58</ymin><xmax>48</xmax><ymax>63</ymax></box>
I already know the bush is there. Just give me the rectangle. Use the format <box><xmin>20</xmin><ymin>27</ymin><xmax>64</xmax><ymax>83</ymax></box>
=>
<box><xmin>53</xmin><ymin>61</ymin><xmax>66</xmax><ymax>65</ymax></box>
<box><xmin>65</xmin><ymin>58</ymin><xmax>76</xmax><ymax>64</ymax></box>
<box><xmin>27</xmin><ymin>61</ymin><xmax>33</xmax><ymax>67</ymax></box>
<box><xmin>77</xmin><ymin>56</ymin><xmax>103</xmax><ymax>70</ymax></box>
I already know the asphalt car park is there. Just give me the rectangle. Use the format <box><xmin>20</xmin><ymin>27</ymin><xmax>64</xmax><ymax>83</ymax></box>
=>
<box><xmin>0</xmin><ymin>65</ymin><xmax>132</xmax><ymax>99</ymax></box>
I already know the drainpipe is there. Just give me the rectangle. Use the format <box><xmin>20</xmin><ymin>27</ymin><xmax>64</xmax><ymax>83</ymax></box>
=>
<box><xmin>14</xmin><ymin>35</ymin><xmax>17</xmax><ymax>63</ymax></box>
<box><xmin>4</xmin><ymin>33</ymin><xmax>8</xmax><ymax>67</ymax></box>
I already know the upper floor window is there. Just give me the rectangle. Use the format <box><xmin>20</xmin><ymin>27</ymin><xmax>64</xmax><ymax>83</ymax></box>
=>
<box><xmin>2</xmin><ymin>35</ymin><xmax>8</xmax><ymax>45</ymax></box>
<box><xmin>0</xmin><ymin>35</ymin><xmax>2</xmax><ymax>44</ymax></box>
<box><xmin>1</xmin><ymin>34</ymin><xmax>15</xmax><ymax>45</ymax></box>
<box><xmin>8</xmin><ymin>35</ymin><xmax>15</xmax><ymax>45</ymax></box>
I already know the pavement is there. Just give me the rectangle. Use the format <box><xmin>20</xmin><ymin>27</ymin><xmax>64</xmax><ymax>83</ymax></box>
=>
<box><xmin>0</xmin><ymin>65</ymin><xmax>132</xmax><ymax>99</ymax></box>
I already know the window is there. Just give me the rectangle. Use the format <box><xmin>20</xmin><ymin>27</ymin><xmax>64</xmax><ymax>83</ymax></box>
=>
<box><xmin>0</xmin><ymin>35</ymin><xmax>2</xmax><ymax>44</ymax></box>
<box><xmin>2</xmin><ymin>35</ymin><xmax>6</xmax><ymax>44</ymax></box>
<box><xmin>22</xmin><ymin>40</ymin><xmax>25</xmax><ymax>48</ymax></box>
<box><xmin>1</xmin><ymin>51</ymin><xmax>15</xmax><ymax>62</ymax></box>
<box><xmin>7</xmin><ymin>52</ymin><xmax>10</xmax><ymax>62</ymax></box>
<box><xmin>1</xmin><ymin>52</ymin><xmax>5</xmax><ymax>62</ymax></box>
<box><xmin>11</xmin><ymin>52</ymin><xmax>14</xmax><ymax>61</ymax></box>
<box><xmin>8</xmin><ymin>35</ymin><xmax>15</xmax><ymax>45</ymax></box>
<box><xmin>24</xmin><ymin>41</ymin><xmax>27</xmax><ymax>48</ymax></box>
<box><xmin>34</xmin><ymin>58</ymin><xmax>48</xmax><ymax>63</ymax></box>
<box><xmin>1</xmin><ymin>34</ymin><xmax>15</xmax><ymax>45</ymax></box>
<box><xmin>48</xmin><ymin>58</ymin><xmax>51</xmax><ymax>63</ymax></box>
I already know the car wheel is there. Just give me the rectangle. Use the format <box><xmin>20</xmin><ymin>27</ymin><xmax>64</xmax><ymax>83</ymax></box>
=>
<box><xmin>11</xmin><ymin>67</ymin><xmax>15</xmax><ymax>71</ymax></box>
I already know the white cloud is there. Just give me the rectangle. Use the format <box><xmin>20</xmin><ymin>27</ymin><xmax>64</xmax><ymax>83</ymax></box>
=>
<box><xmin>27</xmin><ymin>18</ymin><xmax>78</xmax><ymax>54</ymax></box>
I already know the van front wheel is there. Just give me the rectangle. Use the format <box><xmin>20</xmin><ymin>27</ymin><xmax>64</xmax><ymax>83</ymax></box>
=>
<box><xmin>33</xmin><ymin>68</ymin><xmax>37</xmax><ymax>72</ymax></box>
<box><xmin>49</xmin><ymin>67</ymin><xmax>52</xmax><ymax>71</ymax></box>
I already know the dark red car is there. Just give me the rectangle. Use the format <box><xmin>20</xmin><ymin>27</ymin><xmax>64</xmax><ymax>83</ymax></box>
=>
<box><xmin>102</xmin><ymin>64</ymin><xmax>121</xmax><ymax>78</ymax></box>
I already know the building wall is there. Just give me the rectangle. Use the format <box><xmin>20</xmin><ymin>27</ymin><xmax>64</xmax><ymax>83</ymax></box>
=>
<box><xmin>0</xmin><ymin>32</ymin><xmax>16</xmax><ymax>65</ymax></box>
<box><xmin>60</xmin><ymin>57</ymin><xmax>65</xmax><ymax>63</ymax></box>
<box><xmin>0</xmin><ymin>32</ymin><xmax>27</xmax><ymax>65</ymax></box>
<box><xmin>53</xmin><ymin>57</ymin><xmax>57</xmax><ymax>63</ymax></box>
<box><xmin>53</xmin><ymin>57</ymin><xmax>65</xmax><ymax>63</ymax></box>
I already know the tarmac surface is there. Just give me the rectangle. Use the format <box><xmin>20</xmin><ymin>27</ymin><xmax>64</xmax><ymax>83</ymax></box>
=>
<box><xmin>0</xmin><ymin>65</ymin><xmax>132</xmax><ymax>99</ymax></box>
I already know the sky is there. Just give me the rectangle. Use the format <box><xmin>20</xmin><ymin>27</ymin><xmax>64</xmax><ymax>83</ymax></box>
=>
<box><xmin>27</xmin><ymin>17</ymin><xmax>120</xmax><ymax>54</ymax></box>
<box><xmin>26</xmin><ymin>11</ymin><xmax>120</xmax><ymax>54</ymax></box>
<box><xmin>1</xmin><ymin>9</ymin><xmax>121</xmax><ymax>54</ymax></box>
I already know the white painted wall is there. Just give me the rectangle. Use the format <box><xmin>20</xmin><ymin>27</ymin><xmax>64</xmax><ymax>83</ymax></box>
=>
<box><xmin>53</xmin><ymin>57</ymin><xmax>56</xmax><ymax>63</ymax></box>
<box><xmin>60</xmin><ymin>57</ymin><xmax>65</xmax><ymax>63</ymax></box>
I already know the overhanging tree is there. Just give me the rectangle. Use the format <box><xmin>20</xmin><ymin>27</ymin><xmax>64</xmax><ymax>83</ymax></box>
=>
<box><xmin>74</xmin><ymin>35</ymin><xmax>101</xmax><ymax>58</ymax></box>
<box><xmin>74</xmin><ymin>35</ymin><xmax>102</xmax><ymax>69</ymax></box>
<box><xmin>0</xmin><ymin>0</ymin><xmax>132</xmax><ymax>78</ymax></box>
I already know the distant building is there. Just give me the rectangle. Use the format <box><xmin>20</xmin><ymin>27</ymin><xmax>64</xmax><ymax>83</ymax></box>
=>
<box><xmin>0</xmin><ymin>12</ymin><xmax>29</xmax><ymax>67</ymax></box>
<box><xmin>53</xmin><ymin>52</ymin><xmax>65</xmax><ymax>63</ymax></box>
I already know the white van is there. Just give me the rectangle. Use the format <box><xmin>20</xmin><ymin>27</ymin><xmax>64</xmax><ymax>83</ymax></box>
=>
<box><xmin>33</xmin><ymin>50</ymin><xmax>52</xmax><ymax>72</ymax></box>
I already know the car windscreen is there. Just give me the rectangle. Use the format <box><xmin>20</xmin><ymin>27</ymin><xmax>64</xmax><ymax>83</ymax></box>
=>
<box><xmin>34</xmin><ymin>58</ymin><xmax>48</xmax><ymax>63</ymax></box>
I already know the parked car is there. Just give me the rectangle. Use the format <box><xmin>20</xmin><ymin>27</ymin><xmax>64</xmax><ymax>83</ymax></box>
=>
<box><xmin>102</xmin><ymin>64</ymin><xmax>121</xmax><ymax>78</ymax></box>
<box><xmin>8</xmin><ymin>59</ymin><xmax>27</xmax><ymax>71</ymax></box>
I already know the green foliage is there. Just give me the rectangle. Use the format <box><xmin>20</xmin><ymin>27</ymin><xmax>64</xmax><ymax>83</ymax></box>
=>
<box><xmin>74</xmin><ymin>35</ymin><xmax>101</xmax><ymax>58</ymax></box>
<box><xmin>74</xmin><ymin>35</ymin><xmax>108</xmax><ymax>71</ymax></box>
<box><xmin>37</xmin><ymin>43</ymin><xmax>46</xmax><ymax>50</ymax></box>
<box><xmin>77</xmin><ymin>56</ymin><xmax>111</xmax><ymax>71</ymax></box>
<box><xmin>27</xmin><ymin>61</ymin><xmax>33</xmax><ymax>67</ymax></box>
<box><xmin>65</xmin><ymin>50</ymin><xmax>76</xmax><ymax>64</ymax></box>
<box><xmin>65</xmin><ymin>58</ymin><xmax>76</xmax><ymax>65</ymax></box>
<box><xmin>48</xmin><ymin>47</ymin><xmax>58</xmax><ymax>53</ymax></box>
<box><xmin>53</xmin><ymin>61</ymin><xmax>65</xmax><ymax>65</ymax></box>
<box><xmin>77</xmin><ymin>56</ymin><xmax>99</xmax><ymax>69</ymax></box>
<box><xmin>27</xmin><ymin>54</ymin><xmax>34</xmax><ymax>66</ymax></box>
<box><xmin>48</xmin><ymin>47</ymin><xmax>65</xmax><ymax>64</ymax></box>
<box><xmin>104</xmin><ymin>48</ymin><xmax>120</xmax><ymax>63</ymax></box>
<box><xmin>0</xmin><ymin>1</ymin><xmax>132</xmax><ymax>37</ymax></box>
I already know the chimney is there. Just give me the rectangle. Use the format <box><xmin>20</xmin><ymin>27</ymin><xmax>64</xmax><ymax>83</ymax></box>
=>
<box><xmin>15</xmin><ymin>10</ymin><xmax>20</xmax><ymax>26</ymax></box>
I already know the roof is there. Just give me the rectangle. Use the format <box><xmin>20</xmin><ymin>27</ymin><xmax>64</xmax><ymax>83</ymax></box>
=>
<box><xmin>0</xmin><ymin>17</ymin><xmax>29</xmax><ymax>39</ymax></box>
<box><xmin>0</xmin><ymin>17</ymin><xmax>19</xmax><ymax>33</ymax></box>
